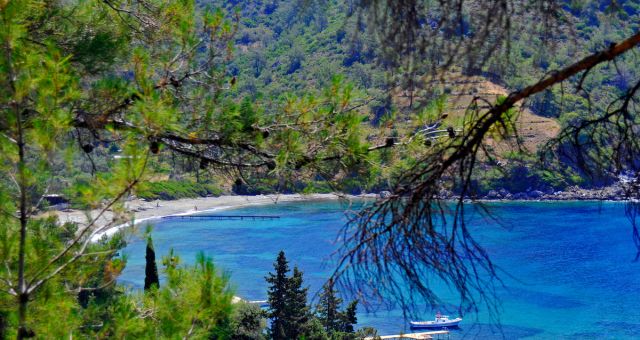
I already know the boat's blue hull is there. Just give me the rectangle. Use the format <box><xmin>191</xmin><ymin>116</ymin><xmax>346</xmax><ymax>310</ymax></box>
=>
<box><xmin>410</xmin><ymin>319</ymin><xmax>462</xmax><ymax>329</ymax></box>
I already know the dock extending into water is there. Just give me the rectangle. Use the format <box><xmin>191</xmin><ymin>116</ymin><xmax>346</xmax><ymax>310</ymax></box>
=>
<box><xmin>364</xmin><ymin>330</ymin><xmax>450</xmax><ymax>340</ymax></box>
<box><xmin>162</xmin><ymin>215</ymin><xmax>280</xmax><ymax>221</ymax></box>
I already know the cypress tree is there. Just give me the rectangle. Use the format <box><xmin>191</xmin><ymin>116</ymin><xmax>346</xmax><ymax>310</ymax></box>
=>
<box><xmin>266</xmin><ymin>251</ymin><xmax>290</xmax><ymax>340</ymax></box>
<box><xmin>144</xmin><ymin>236</ymin><xmax>160</xmax><ymax>291</ymax></box>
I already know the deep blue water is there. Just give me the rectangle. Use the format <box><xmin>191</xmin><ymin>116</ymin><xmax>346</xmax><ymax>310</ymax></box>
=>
<box><xmin>119</xmin><ymin>200</ymin><xmax>640</xmax><ymax>339</ymax></box>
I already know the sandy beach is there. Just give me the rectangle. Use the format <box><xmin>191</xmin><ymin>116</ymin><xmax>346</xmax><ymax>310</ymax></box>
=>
<box><xmin>52</xmin><ymin>193</ymin><xmax>375</xmax><ymax>241</ymax></box>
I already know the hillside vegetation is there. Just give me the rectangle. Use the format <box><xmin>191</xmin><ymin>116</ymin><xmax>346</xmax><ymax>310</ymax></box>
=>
<box><xmin>206</xmin><ymin>0</ymin><xmax>638</xmax><ymax>195</ymax></box>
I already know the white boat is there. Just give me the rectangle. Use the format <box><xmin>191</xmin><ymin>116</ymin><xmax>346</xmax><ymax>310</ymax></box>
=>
<box><xmin>410</xmin><ymin>313</ymin><xmax>462</xmax><ymax>329</ymax></box>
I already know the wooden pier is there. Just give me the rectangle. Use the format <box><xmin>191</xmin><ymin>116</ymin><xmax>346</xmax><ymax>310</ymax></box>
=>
<box><xmin>364</xmin><ymin>330</ymin><xmax>449</xmax><ymax>340</ymax></box>
<box><xmin>162</xmin><ymin>214</ymin><xmax>280</xmax><ymax>221</ymax></box>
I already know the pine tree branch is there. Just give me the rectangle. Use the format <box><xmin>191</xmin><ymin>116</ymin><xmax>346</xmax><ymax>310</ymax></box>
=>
<box><xmin>333</xmin><ymin>30</ymin><xmax>640</xmax><ymax>317</ymax></box>
<box><xmin>26</xmin><ymin>153</ymin><xmax>150</xmax><ymax>293</ymax></box>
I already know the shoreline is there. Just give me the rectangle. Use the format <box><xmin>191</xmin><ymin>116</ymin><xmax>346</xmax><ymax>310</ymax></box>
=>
<box><xmin>439</xmin><ymin>184</ymin><xmax>629</xmax><ymax>201</ymax></box>
<box><xmin>52</xmin><ymin>188</ymin><xmax>630</xmax><ymax>242</ymax></box>
<box><xmin>51</xmin><ymin>193</ymin><xmax>376</xmax><ymax>242</ymax></box>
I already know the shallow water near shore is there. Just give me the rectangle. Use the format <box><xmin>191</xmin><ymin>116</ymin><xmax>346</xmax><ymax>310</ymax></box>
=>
<box><xmin>119</xmin><ymin>200</ymin><xmax>640</xmax><ymax>339</ymax></box>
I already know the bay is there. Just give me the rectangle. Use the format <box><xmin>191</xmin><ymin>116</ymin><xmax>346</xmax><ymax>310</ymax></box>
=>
<box><xmin>119</xmin><ymin>200</ymin><xmax>640</xmax><ymax>339</ymax></box>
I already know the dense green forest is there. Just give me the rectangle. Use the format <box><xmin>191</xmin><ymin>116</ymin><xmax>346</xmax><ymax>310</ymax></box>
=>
<box><xmin>1</xmin><ymin>0</ymin><xmax>639</xmax><ymax>338</ymax></box>
<box><xmin>132</xmin><ymin>0</ymin><xmax>640</xmax><ymax>196</ymax></box>
<box><xmin>220</xmin><ymin>0</ymin><xmax>640</xmax><ymax>194</ymax></box>
<box><xmin>6</xmin><ymin>0</ymin><xmax>636</xmax><ymax>199</ymax></box>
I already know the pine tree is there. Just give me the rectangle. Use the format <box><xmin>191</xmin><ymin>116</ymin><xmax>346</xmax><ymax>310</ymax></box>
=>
<box><xmin>316</xmin><ymin>279</ymin><xmax>342</xmax><ymax>332</ymax></box>
<box><xmin>266</xmin><ymin>251</ymin><xmax>312</xmax><ymax>339</ymax></box>
<box><xmin>144</xmin><ymin>236</ymin><xmax>160</xmax><ymax>291</ymax></box>
<box><xmin>286</xmin><ymin>266</ymin><xmax>310</xmax><ymax>339</ymax></box>
<box><xmin>266</xmin><ymin>251</ymin><xmax>290</xmax><ymax>340</ymax></box>
<box><xmin>315</xmin><ymin>280</ymin><xmax>358</xmax><ymax>336</ymax></box>
<box><xmin>340</xmin><ymin>300</ymin><xmax>358</xmax><ymax>333</ymax></box>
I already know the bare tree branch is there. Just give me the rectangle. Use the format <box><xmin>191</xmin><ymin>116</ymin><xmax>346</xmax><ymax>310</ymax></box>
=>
<box><xmin>333</xmin><ymin>31</ymin><xmax>640</xmax><ymax>316</ymax></box>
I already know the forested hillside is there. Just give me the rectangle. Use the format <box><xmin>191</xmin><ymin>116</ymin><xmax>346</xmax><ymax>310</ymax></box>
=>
<box><xmin>196</xmin><ymin>0</ymin><xmax>640</xmax><ymax>195</ymax></box>
<box><xmin>17</xmin><ymin>0</ymin><xmax>635</xmax><ymax>198</ymax></box>
<box><xmin>225</xmin><ymin>0</ymin><xmax>639</xmax><ymax>115</ymax></box>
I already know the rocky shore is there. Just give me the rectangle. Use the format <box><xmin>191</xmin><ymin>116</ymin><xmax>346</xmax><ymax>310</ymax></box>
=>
<box><xmin>437</xmin><ymin>184</ymin><xmax>628</xmax><ymax>201</ymax></box>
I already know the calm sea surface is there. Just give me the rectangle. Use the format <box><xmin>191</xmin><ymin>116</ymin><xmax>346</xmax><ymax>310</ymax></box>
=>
<box><xmin>119</xmin><ymin>200</ymin><xmax>640</xmax><ymax>339</ymax></box>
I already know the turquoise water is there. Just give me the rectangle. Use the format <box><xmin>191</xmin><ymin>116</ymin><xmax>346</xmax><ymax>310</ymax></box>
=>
<box><xmin>119</xmin><ymin>200</ymin><xmax>640</xmax><ymax>339</ymax></box>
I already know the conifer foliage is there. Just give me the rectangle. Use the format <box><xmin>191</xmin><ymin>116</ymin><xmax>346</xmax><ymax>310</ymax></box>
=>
<box><xmin>287</xmin><ymin>267</ymin><xmax>310</xmax><ymax>338</ymax></box>
<box><xmin>266</xmin><ymin>251</ymin><xmax>358</xmax><ymax>339</ymax></box>
<box><xmin>265</xmin><ymin>251</ymin><xmax>309</xmax><ymax>339</ymax></box>
<box><xmin>144</xmin><ymin>236</ymin><xmax>160</xmax><ymax>291</ymax></box>
<box><xmin>316</xmin><ymin>279</ymin><xmax>358</xmax><ymax>335</ymax></box>
<box><xmin>266</xmin><ymin>251</ymin><xmax>288</xmax><ymax>339</ymax></box>
<box><xmin>316</xmin><ymin>280</ymin><xmax>342</xmax><ymax>332</ymax></box>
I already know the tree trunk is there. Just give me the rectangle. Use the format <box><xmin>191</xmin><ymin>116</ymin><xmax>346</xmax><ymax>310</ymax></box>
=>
<box><xmin>16</xmin><ymin>105</ymin><xmax>31</xmax><ymax>339</ymax></box>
